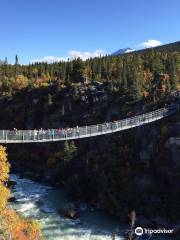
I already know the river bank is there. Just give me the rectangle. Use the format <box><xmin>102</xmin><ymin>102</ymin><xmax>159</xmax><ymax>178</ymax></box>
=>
<box><xmin>9</xmin><ymin>174</ymin><xmax>127</xmax><ymax>240</ymax></box>
<box><xmin>8</xmin><ymin>173</ymin><xmax>179</xmax><ymax>240</ymax></box>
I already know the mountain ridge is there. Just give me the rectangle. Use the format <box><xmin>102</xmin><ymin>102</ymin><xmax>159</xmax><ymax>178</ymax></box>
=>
<box><xmin>112</xmin><ymin>48</ymin><xmax>133</xmax><ymax>56</ymax></box>
<box><xmin>111</xmin><ymin>41</ymin><xmax>180</xmax><ymax>57</ymax></box>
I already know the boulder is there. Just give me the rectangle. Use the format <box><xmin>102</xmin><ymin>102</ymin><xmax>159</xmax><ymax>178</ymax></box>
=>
<box><xmin>7</xmin><ymin>180</ymin><xmax>17</xmax><ymax>188</ymax></box>
<box><xmin>36</xmin><ymin>199</ymin><xmax>44</xmax><ymax>206</ymax></box>
<box><xmin>8</xmin><ymin>196</ymin><xmax>17</xmax><ymax>203</ymax></box>
<box><xmin>59</xmin><ymin>203</ymin><xmax>78</xmax><ymax>220</ymax></box>
<box><xmin>79</xmin><ymin>203</ymin><xmax>88</xmax><ymax>211</ymax></box>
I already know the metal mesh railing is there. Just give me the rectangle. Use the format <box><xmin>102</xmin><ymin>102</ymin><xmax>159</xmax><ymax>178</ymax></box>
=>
<box><xmin>0</xmin><ymin>103</ymin><xmax>178</xmax><ymax>143</ymax></box>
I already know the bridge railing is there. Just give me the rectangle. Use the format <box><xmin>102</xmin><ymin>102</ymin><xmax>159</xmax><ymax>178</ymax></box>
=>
<box><xmin>0</xmin><ymin>103</ymin><xmax>178</xmax><ymax>142</ymax></box>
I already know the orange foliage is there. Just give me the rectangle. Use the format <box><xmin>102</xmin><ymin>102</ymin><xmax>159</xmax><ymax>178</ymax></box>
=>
<box><xmin>13</xmin><ymin>75</ymin><xmax>29</xmax><ymax>90</ymax></box>
<box><xmin>33</xmin><ymin>77</ymin><xmax>49</xmax><ymax>88</ymax></box>
<box><xmin>143</xmin><ymin>70</ymin><xmax>153</xmax><ymax>84</ymax></box>
<box><xmin>0</xmin><ymin>145</ymin><xmax>43</xmax><ymax>240</ymax></box>
<box><xmin>0</xmin><ymin>146</ymin><xmax>10</xmax><ymax>213</ymax></box>
<box><xmin>2</xmin><ymin>209</ymin><xmax>42</xmax><ymax>240</ymax></box>
<box><xmin>0</xmin><ymin>183</ymin><xmax>10</xmax><ymax>212</ymax></box>
<box><xmin>0</xmin><ymin>146</ymin><xmax>10</xmax><ymax>182</ymax></box>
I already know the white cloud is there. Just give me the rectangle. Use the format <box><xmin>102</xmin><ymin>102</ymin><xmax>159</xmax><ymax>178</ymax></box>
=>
<box><xmin>30</xmin><ymin>56</ymin><xmax>67</xmax><ymax>63</ymax></box>
<box><xmin>68</xmin><ymin>49</ymin><xmax>106</xmax><ymax>60</ymax></box>
<box><xmin>30</xmin><ymin>49</ymin><xmax>106</xmax><ymax>63</ymax></box>
<box><xmin>139</xmin><ymin>39</ymin><xmax>162</xmax><ymax>48</ymax></box>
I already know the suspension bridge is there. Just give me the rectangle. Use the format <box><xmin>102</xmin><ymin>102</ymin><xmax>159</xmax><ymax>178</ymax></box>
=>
<box><xmin>0</xmin><ymin>103</ymin><xmax>179</xmax><ymax>143</ymax></box>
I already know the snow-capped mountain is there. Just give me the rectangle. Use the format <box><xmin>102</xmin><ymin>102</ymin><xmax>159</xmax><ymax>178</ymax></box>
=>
<box><xmin>112</xmin><ymin>48</ymin><xmax>134</xmax><ymax>56</ymax></box>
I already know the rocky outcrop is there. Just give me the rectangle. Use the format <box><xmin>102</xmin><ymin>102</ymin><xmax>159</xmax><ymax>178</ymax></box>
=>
<box><xmin>59</xmin><ymin>203</ymin><xmax>78</xmax><ymax>220</ymax></box>
<box><xmin>166</xmin><ymin>137</ymin><xmax>180</xmax><ymax>166</ymax></box>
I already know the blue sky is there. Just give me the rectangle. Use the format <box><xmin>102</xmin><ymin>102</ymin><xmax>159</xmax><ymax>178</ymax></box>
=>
<box><xmin>0</xmin><ymin>0</ymin><xmax>180</xmax><ymax>64</ymax></box>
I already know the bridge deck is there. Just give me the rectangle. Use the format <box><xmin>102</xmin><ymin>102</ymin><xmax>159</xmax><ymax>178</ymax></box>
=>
<box><xmin>0</xmin><ymin>104</ymin><xmax>179</xmax><ymax>143</ymax></box>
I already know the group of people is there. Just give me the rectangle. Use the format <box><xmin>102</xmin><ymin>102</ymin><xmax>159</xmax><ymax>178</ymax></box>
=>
<box><xmin>9</xmin><ymin>102</ymin><xmax>178</xmax><ymax>141</ymax></box>
<box><xmin>10</xmin><ymin>122</ymin><xmax>120</xmax><ymax>141</ymax></box>
<box><xmin>10</xmin><ymin>117</ymin><xmax>148</xmax><ymax>141</ymax></box>
<box><xmin>12</xmin><ymin>126</ymin><xmax>81</xmax><ymax>140</ymax></box>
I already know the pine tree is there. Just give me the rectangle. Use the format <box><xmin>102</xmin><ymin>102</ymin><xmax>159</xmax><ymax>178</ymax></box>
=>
<box><xmin>15</xmin><ymin>54</ymin><xmax>19</xmax><ymax>65</ymax></box>
<box><xmin>70</xmin><ymin>58</ymin><xmax>85</xmax><ymax>83</ymax></box>
<box><xmin>61</xmin><ymin>141</ymin><xmax>77</xmax><ymax>163</ymax></box>
<box><xmin>15</xmin><ymin>54</ymin><xmax>20</xmax><ymax>76</ymax></box>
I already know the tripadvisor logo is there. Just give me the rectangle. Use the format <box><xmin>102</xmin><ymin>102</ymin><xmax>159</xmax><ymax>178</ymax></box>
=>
<box><xmin>134</xmin><ymin>227</ymin><xmax>174</xmax><ymax>236</ymax></box>
<box><xmin>135</xmin><ymin>227</ymin><xmax>143</xmax><ymax>236</ymax></box>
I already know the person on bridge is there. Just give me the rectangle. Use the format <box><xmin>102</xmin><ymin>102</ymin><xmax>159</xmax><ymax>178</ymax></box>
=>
<box><xmin>13</xmin><ymin>128</ymin><xmax>18</xmax><ymax>135</ymax></box>
<box><xmin>105</xmin><ymin>122</ymin><xmax>109</xmax><ymax>130</ymax></box>
<box><xmin>39</xmin><ymin>128</ymin><xmax>45</xmax><ymax>140</ymax></box>
<box><xmin>76</xmin><ymin>126</ymin><xmax>80</xmax><ymax>136</ymax></box>
<box><xmin>61</xmin><ymin>129</ymin><xmax>65</xmax><ymax>138</ymax></box>
<box><xmin>57</xmin><ymin>128</ymin><xmax>61</xmax><ymax>136</ymax></box>
<box><xmin>34</xmin><ymin>129</ymin><xmax>38</xmax><ymax>139</ymax></box>
<box><xmin>113</xmin><ymin>121</ymin><xmax>118</xmax><ymax>129</ymax></box>
<box><xmin>50</xmin><ymin>129</ymin><xmax>55</xmax><ymax>138</ymax></box>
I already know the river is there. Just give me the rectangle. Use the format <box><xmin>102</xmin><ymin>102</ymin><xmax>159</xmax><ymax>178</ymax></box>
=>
<box><xmin>9</xmin><ymin>174</ymin><xmax>175</xmax><ymax>240</ymax></box>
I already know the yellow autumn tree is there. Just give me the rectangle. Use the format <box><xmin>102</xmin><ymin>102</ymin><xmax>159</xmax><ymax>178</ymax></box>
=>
<box><xmin>0</xmin><ymin>145</ymin><xmax>43</xmax><ymax>240</ymax></box>
<box><xmin>13</xmin><ymin>75</ymin><xmax>29</xmax><ymax>90</ymax></box>
<box><xmin>0</xmin><ymin>145</ymin><xmax>10</xmax><ymax>182</ymax></box>
<box><xmin>0</xmin><ymin>184</ymin><xmax>10</xmax><ymax>213</ymax></box>
<box><xmin>0</xmin><ymin>146</ymin><xmax>10</xmax><ymax>213</ymax></box>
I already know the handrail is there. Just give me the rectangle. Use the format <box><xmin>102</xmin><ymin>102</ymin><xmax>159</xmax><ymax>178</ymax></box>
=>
<box><xmin>0</xmin><ymin>103</ymin><xmax>179</xmax><ymax>143</ymax></box>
